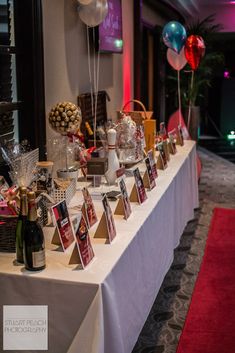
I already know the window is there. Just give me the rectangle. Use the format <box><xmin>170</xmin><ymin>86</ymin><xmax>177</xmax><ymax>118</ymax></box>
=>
<box><xmin>0</xmin><ymin>0</ymin><xmax>18</xmax><ymax>144</ymax></box>
<box><xmin>0</xmin><ymin>0</ymin><xmax>46</xmax><ymax>181</ymax></box>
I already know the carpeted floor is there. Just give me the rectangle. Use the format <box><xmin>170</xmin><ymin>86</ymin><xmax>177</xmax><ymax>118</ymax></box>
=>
<box><xmin>132</xmin><ymin>147</ymin><xmax>235</xmax><ymax>353</ymax></box>
<box><xmin>176</xmin><ymin>207</ymin><xmax>235</xmax><ymax>353</ymax></box>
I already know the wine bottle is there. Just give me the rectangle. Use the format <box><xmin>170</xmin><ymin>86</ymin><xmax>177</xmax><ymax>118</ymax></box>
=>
<box><xmin>23</xmin><ymin>191</ymin><xmax>46</xmax><ymax>271</ymax></box>
<box><xmin>15</xmin><ymin>187</ymin><xmax>28</xmax><ymax>263</ymax></box>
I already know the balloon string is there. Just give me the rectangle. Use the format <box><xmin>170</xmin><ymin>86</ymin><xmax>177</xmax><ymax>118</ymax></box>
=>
<box><xmin>92</xmin><ymin>27</ymin><xmax>100</xmax><ymax>148</ymax></box>
<box><xmin>187</xmin><ymin>70</ymin><xmax>194</xmax><ymax>131</ymax></box>
<box><xmin>94</xmin><ymin>4</ymin><xmax>104</xmax><ymax>147</ymax></box>
<box><xmin>86</xmin><ymin>25</ymin><xmax>94</xmax><ymax>117</ymax></box>
<box><xmin>65</xmin><ymin>137</ymin><xmax>68</xmax><ymax>171</ymax></box>
<box><xmin>94</xmin><ymin>48</ymin><xmax>100</xmax><ymax>148</ymax></box>
<box><xmin>177</xmin><ymin>70</ymin><xmax>181</xmax><ymax>126</ymax></box>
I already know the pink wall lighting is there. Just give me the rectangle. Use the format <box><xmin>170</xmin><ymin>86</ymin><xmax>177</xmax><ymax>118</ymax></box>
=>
<box><xmin>122</xmin><ymin>2</ymin><xmax>133</xmax><ymax>107</ymax></box>
<box><xmin>224</xmin><ymin>70</ymin><xmax>230</xmax><ymax>79</ymax></box>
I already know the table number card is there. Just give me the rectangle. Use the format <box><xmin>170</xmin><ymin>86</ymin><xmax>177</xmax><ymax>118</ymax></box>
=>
<box><xmin>51</xmin><ymin>200</ymin><xmax>74</xmax><ymax>251</ymax></box>
<box><xmin>69</xmin><ymin>214</ymin><xmax>95</xmax><ymax>268</ymax></box>
<box><xmin>130</xmin><ymin>168</ymin><xmax>147</xmax><ymax>204</ymax></box>
<box><xmin>114</xmin><ymin>178</ymin><xmax>132</xmax><ymax>220</ymax></box>
<box><xmin>94</xmin><ymin>194</ymin><xmax>117</xmax><ymax>243</ymax></box>
<box><xmin>156</xmin><ymin>142</ymin><xmax>168</xmax><ymax>170</ymax></box>
<box><xmin>82</xmin><ymin>187</ymin><xmax>98</xmax><ymax>228</ymax></box>
<box><xmin>143</xmin><ymin>157</ymin><xmax>156</xmax><ymax>190</ymax></box>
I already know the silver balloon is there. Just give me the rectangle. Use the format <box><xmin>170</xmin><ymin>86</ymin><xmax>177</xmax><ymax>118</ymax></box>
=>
<box><xmin>78</xmin><ymin>0</ymin><xmax>108</xmax><ymax>27</ymax></box>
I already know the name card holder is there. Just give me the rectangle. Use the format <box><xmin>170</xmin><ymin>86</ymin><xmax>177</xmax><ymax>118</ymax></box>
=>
<box><xmin>94</xmin><ymin>213</ymin><xmax>110</xmax><ymax>243</ymax></box>
<box><xmin>156</xmin><ymin>153</ymin><xmax>165</xmax><ymax>170</ymax></box>
<box><xmin>129</xmin><ymin>184</ymin><xmax>139</xmax><ymax>203</ymax></box>
<box><xmin>82</xmin><ymin>187</ymin><xmax>98</xmax><ymax>229</ymax></box>
<box><xmin>51</xmin><ymin>227</ymin><xmax>61</xmax><ymax>246</ymax></box>
<box><xmin>69</xmin><ymin>214</ymin><xmax>95</xmax><ymax>268</ymax></box>
<box><xmin>51</xmin><ymin>200</ymin><xmax>75</xmax><ymax>251</ymax></box>
<box><xmin>147</xmin><ymin>150</ymin><xmax>158</xmax><ymax>179</ymax></box>
<box><xmin>163</xmin><ymin>140</ymin><xmax>170</xmax><ymax>162</ymax></box>
<box><xmin>114</xmin><ymin>178</ymin><xmax>132</xmax><ymax>220</ymax></box>
<box><xmin>129</xmin><ymin>168</ymin><xmax>147</xmax><ymax>204</ymax></box>
<box><xmin>114</xmin><ymin>198</ymin><xmax>125</xmax><ymax>217</ymax></box>
<box><xmin>69</xmin><ymin>244</ymin><xmax>82</xmax><ymax>266</ymax></box>
<box><xmin>176</xmin><ymin>126</ymin><xmax>184</xmax><ymax>146</ymax></box>
<box><xmin>143</xmin><ymin>157</ymin><xmax>156</xmax><ymax>190</ymax></box>
<box><xmin>168</xmin><ymin>140</ymin><xmax>177</xmax><ymax>155</ymax></box>
<box><xmin>94</xmin><ymin>195</ymin><xmax>116</xmax><ymax>243</ymax></box>
<box><xmin>156</xmin><ymin>142</ymin><xmax>168</xmax><ymax>170</ymax></box>
<box><xmin>50</xmin><ymin>225</ymin><xmax>81</xmax><ymax>266</ymax></box>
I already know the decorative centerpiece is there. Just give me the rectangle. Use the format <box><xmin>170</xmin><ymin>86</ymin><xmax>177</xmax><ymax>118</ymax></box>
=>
<box><xmin>116</xmin><ymin>114</ymin><xmax>137</xmax><ymax>164</ymax></box>
<box><xmin>48</xmin><ymin>101</ymin><xmax>82</xmax><ymax>179</ymax></box>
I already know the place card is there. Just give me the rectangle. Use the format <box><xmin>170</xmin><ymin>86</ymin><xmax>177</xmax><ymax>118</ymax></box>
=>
<box><xmin>143</xmin><ymin>156</ymin><xmax>156</xmax><ymax>190</ymax></box>
<box><xmin>114</xmin><ymin>178</ymin><xmax>132</xmax><ymax>220</ymax></box>
<box><xmin>176</xmin><ymin>125</ymin><xmax>184</xmax><ymax>146</ymax></box>
<box><xmin>81</xmin><ymin>187</ymin><xmax>98</xmax><ymax>228</ymax></box>
<box><xmin>163</xmin><ymin>140</ymin><xmax>170</xmax><ymax>162</ymax></box>
<box><xmin>168</xmin><ymin>130</ymin><xmax>177</xmax><ymax>155</ymax></box>
<box><xmin>156</xmin><ymin>142</ymin><xmax>168</xmax><ymax>170</ymax></box>
<box><xmin>116</xmin><ymin>166</ymin><xmax>125</xmax><ymax>180</ymax></box>
<box><xmin>51</xmin><ymin>200</ymin><xmax>74</xmax><ymax>251</ymax></box>
<box><xmin>94</xmin><ymin>194</ymin><xmax>117</xmax><ymax>243</ymax></box>
<box><xmin>147</xmin><ymin>150</ymin><xmax>158</xmax><ymax>179</ymax></box>
<box><xmin>69</xmin><ymin>214</ymin><xmax>95</xmax><ymax>268</ymax></box>
<box><xmin>130</xmin><ymin>167</ymin><xmax>147</xmax><ymax>204</ymax></box>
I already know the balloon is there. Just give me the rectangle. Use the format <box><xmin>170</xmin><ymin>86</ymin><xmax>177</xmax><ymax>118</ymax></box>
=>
<box><xmin>77</xmin><ymin>0</ymin><xmax>93</xmax><ymax>5</ymax></box>
<box><xmin>167</xmin><ymin>47</ymin><xmax>187</xmax><ymax>71</ymax></box>
<box><xmin>162</xmin><ymin>21</ymin><xmax>187</xmax><ymax>54</ymax></box>
<box><xmin>78</xmin><ymin>0</ymin><xmax>108</xmax><ymax>27</ymax></box>
<box><xmin>184</xmin><ymin>35</ymin><xmax>206</xmax><ymax>70</ymax></box>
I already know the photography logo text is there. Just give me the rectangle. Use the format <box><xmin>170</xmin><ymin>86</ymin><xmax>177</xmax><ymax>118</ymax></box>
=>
<box><xmin>3</xmin><ymin>305</ymin><xmax>48</xmax><ymax>350</ymax></box>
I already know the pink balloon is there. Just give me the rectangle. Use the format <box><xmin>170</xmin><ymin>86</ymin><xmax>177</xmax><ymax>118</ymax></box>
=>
<box><xmin>167</xmin><ymin>47</ymin><xmax>187</xmax><ymax>71</ymax></box>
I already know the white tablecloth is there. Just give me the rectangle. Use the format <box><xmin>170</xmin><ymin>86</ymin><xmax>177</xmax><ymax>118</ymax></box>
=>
<box><xmin>0</xmin><ymin>141</ymin><xmax>198</xmax><ymax>353</ymax></box>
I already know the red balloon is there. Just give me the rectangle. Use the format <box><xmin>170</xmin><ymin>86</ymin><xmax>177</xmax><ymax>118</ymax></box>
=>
<box><xmin>184</xmin><ymin>35</ymin><xmax>206</xmax><ymax>70</ymax></box>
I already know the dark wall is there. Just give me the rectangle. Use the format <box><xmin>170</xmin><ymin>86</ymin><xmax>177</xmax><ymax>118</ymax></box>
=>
<box><xmin>220</xmin><ymin>78</ymin><xmax>235</xmax><ymax>134</ymax></box>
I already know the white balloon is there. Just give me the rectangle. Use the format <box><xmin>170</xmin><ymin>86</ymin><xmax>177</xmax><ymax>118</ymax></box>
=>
<box><xmin>167</xmin><ymin>47</ymin><xmax>187</xmax><ymax>71</ymax></box>
<box><xmin>77</xmin><ymin>0</ymin><xmax>93</xmax><ymax>5</ymax></box>
<box><xmin>78</xmin><ymin>0</ymin><xmax>108</xmax><ymax>27</ymax></box>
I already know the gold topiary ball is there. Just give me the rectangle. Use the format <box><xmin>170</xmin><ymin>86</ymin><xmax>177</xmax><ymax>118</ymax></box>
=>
<box><xmin>48</xmin><ymin>101</ymin><xmax>82</xmax><ymax>135</ymax></box>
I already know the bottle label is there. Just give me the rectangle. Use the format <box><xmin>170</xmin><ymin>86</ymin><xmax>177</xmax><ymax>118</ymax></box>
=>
<box><xmin>32</xmin><ymin>250</ymin><xmax>45</xmax><ymax>268</ymax></box>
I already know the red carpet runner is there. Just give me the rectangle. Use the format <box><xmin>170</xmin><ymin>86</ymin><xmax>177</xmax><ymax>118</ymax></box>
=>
<box><xmin>176</xmin><ymin>207</ymin><xmax>235</xmax><ymax>353</ymax></box>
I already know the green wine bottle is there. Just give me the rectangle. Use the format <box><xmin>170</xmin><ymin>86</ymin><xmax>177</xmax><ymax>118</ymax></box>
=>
<box><xmin>15</xmin><ymin>187</ymin><xmax>28</xmax><ymax>263</ymax></box>
<box><xmin>23</xmin><ymin>191</ymin><xmax>46</xmax><ymax>271</ymax></box>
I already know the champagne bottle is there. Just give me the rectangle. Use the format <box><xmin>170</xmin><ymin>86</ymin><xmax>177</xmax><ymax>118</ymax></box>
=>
<box><xmin>15</xmin><ymin>187</ymin><xmax>28</xmax><ymax>263</ymax></box>
<box><xmin>23</xmin><ymin>191</ymin><xmax>46</xmax><ymax>271</ymax></box>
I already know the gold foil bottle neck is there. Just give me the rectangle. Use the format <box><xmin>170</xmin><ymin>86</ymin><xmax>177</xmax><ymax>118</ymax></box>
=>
<box><xmin>27</xmin><ymin>191</ymin><xmax>36</xmax><ymax>201</ymax></box>
<box><xmin>19</xmin><ymin>186</ymin><xmax>27</xmax><ymax>195</ymax></box>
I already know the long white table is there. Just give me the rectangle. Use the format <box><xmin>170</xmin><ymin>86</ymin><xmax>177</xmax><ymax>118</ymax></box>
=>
<box><xmin>0</xmin><ymin>141</ymin><xmax>198</xmax><ymax>353</ymax></box>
